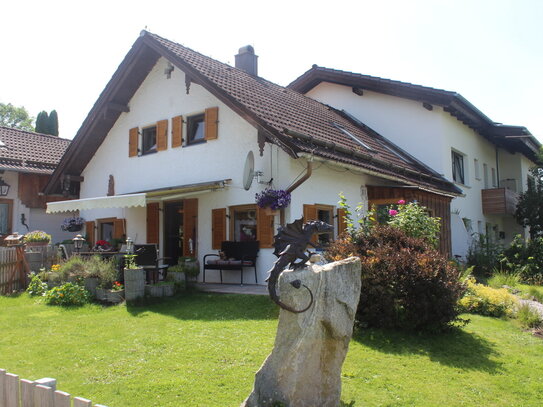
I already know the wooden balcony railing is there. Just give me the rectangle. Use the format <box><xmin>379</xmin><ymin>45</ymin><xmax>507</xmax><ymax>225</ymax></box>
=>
<box><xmin>482</xmin><ymin>188</ymin><xmax>518</xmax><ymax>215</ymax></box>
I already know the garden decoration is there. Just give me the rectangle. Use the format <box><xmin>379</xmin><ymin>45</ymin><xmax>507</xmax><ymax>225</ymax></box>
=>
<box><xmin>255</xmin><ymin>188</ymin><xmax>291</xmax><ymax>210</ymax></box>
<box><xmin>61</xmin><ymin>216</ymin><xmax>85</xmax><ymax>232</ymax></box>
<box><xmin>266</xmin><ymin>218</ymin><xmax>333</xmax><ymax>313</ymax></box>
<box><xmin>243</xmin><ymin>256</ymin><xmax>362</xmax><ymax>407</ymax></box>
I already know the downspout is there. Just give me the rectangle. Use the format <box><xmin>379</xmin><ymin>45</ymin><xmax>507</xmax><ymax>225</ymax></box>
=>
<box><xmin>495</xmin><ymin>147</ymin><xmax>500</xmax><ymax>188</ymax></box>
<box><xmin>280</xmin><ymin>160</ymin><xmax>313</xmax><ymax>226</ymax></box>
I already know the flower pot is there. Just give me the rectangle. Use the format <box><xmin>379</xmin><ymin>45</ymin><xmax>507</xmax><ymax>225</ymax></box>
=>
<box><xmin>145</xmin><ymin>284</ymin><xmax>163</xmax><ymax>297</ymax></box>
<box><xmin>95</xmin><ymin>288</ymin><xmax>107</xmax><ymax>301</ymax></box>
<box><xmin>66</xmin><ymin>224</ymin><xmax>83</xmax><ymax>232</ymax></box>
<box><xmin>263</xmin><ymin>207</ymin><xmax>278</xmax><ymax>216</ymax></box>
<box><xmin>124</xmin><ymin>268</ymin><xmax>145</xmax><ymax>301</ymax></box>
<box><xmin>162</xmin><ymin>284</ymin><xmax>175</xmax><ymax>297</ymax></box>
<box><xmin>106</xmin><ymin>289</ymin><xmax>124</xmax><ymax>303</ymax></box>
<box><xmin>26</xmin><ymin>242</ymin><xmax>49</xmax><ymax>248</ymax></box>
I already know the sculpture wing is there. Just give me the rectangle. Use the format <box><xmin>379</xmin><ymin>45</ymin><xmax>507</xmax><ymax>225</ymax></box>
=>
<box><xmin>272</xmin><ymin>218</ymin><xmax>305</xmax><ymax>257</ymax></box>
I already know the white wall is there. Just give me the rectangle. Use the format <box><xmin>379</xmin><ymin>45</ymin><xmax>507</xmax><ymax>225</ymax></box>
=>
<box><xmin>306</xmin><ymin>82</ymin><xmax>534</xmax><ymax>258</ymax></box>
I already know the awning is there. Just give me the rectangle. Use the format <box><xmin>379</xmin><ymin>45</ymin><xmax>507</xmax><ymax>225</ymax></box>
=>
<box><xmin>46</xmin><ymin>179</ymin><xmax>230</xmax><ymax>213</ymax></box>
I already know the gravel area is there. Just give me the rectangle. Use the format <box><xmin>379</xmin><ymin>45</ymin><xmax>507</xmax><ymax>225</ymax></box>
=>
<box><xmin>518</xmin><ymin>298</ymin><xmax>543</xmax><ymax>319</ymax></box>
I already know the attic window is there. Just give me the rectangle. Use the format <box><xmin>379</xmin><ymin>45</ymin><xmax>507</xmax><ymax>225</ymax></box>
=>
<box><xmin>141</xmin><ymin>126</ymin><xmax>157</xmax><ymax>155</ymax></box>
<box><xmin>332</xmin><ymin>122</ymin><xmax>374</xmax><ymax>151</ymax></box>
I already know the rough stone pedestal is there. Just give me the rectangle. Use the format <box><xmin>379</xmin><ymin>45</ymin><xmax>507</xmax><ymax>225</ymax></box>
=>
<box><xmin>242</xmin><ymin>257</ymin><xmax>361</xmax><ymax>407</ymax></box>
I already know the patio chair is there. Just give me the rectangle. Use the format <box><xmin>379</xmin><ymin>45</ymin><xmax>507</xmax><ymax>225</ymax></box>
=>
<box><xmin>134</xmin><ymin>244</ymin><xmax>169</xmax><ymax>284</ymax></box>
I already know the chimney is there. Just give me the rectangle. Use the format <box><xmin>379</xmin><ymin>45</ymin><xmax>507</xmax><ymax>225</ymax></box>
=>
<box><xmin>235</xmin><ymin>45</ymin><xmax>258</xmax><ymax>76</ymax></box>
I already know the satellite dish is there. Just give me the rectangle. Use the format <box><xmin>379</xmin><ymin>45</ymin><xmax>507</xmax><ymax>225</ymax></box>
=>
<box><xmin>243</xmin><ymin>151</ymin><xmax>255</xmax><ymax>191</ymax></box>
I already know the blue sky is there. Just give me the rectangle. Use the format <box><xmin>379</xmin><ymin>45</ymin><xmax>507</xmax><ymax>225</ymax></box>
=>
<box><xmin>2</xmin><ymin>0</ymin><xmax>542</xmax><ymax>142</ymax></box>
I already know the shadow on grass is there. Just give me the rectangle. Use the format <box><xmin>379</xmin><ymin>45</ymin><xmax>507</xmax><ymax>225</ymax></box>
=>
<box><xmin>353</xmin><ymin>326</ymin><xmax>501</xmax><ymax>373</ymax></box>
<box><xmin>125</xmin><ymin>289</ymin><xmax>279</xmax><ymax>321</ymax></box>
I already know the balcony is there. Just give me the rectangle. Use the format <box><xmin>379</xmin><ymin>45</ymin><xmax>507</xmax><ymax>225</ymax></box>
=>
<box><xmin>482</xmin><ymin>188</ymin><xmax>518</xmax><ymax>215</ymax></box>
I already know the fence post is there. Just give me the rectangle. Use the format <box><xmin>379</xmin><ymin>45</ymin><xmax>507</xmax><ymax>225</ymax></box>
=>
<box><xmin>35</xmin><ymin>384</ymin><xmax>54</xmax><ymax>407</ymax></box>
<box><xmin>54</xmin><ymin>390</ymin><xmax>71</xmax><ymax>407</ymax></box>
<box><xmin>73</xmin><ymin>397</ymin><xmax>93</xmax><ymax>407</ymax></box>
<box><xmin>5</xmin><ymin>373</ymin><xmax>19</xmax><ymax>407</ymax></box>
<box><xmin>21</xmin><ymin>379</ymin><xmax>36</xmax><ymax>407</ymax></box>
<box><xmin>0</xmin><ymin>369</ymin><xmax>5</xmax><ymax>406</ymax></box>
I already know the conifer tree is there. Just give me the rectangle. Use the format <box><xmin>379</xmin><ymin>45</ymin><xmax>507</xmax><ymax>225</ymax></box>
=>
<box><xmin>35</xmin><ymin>111</ymin><xmax>49</xmax><ymax>134</ymax></box>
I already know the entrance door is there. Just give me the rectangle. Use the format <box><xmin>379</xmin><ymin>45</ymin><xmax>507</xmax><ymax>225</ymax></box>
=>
<box><xmin>163</xmin><ymin>198</ymin><xmax>198</xmax><ymax>265</ymax></box>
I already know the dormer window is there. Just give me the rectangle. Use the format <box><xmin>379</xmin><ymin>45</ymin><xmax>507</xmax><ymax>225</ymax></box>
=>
<box><xmin>187</xmin><ymin>114</ymin><xmax>206</xmax><ymax>145</ymax></box>
<box><xmin>141</xmin><ymin>126</ymin><xmax>157</xmax><ymax>155</ymax></box>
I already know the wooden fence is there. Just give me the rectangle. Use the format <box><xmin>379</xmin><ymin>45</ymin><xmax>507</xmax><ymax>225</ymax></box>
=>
<box><xmin>0</xmin><ymin>369</ymin><xmax>108</xmax><ymax>407</ymax></box>
<box><xmin>0</xmin><ymin>247</ymin><xmax>29</xmax><ymax>295</ymax></box>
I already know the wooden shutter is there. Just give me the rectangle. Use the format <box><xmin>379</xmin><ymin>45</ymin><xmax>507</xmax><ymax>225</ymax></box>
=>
<box><xmin>129</xmin><ymin>127</ymin><xmax>139</xmax><ymax>157</ymax></box>
<box><xmin>303</xmin><ymin>204</ymin><xmax>318</xmax><ymax>245</ymax></box>
<box><xmin>337</xmin><ymin>208</ymin><xmax>347</xmax><ymax>237</ymax></box>
<box><xmin>85</xmin><ymin>221</ymin><xmax>95</xmax><ymax>246</ymax></box>
<box><xmin>257</xmin><ymin>206</ymin><xmax>274</xmax><ymax>248</ymax></box>
<box><xmin>183</xmin><ymin>199</ymin><xmax>198</xmax><ymax>257</ymax></box>
<box><xmin>211</xmin><ymin>208</ymin><xmax>226</xmax><ymax>250</ymax></box>
<box><xmin>172</xmin><ymin>115</ymin><xmax>183</xmax><ymax>148</ymax></box>
<box><xmin>204</xmin><ymin>107</ymin><xmax>218</xmax><ymax>140</ymax></box>
<box><xmin>146</xmin><ymin>202</ymin><xmax>160</xmax><ymax>244</ymax></box>
<box><xmin>113</xmin><ymin>218</ymin><xmax>126</xmax><ymax>240</ymax></box>
<box><xmin>156</xmin><ymin>119</ymin><xmax>168</xmax><ymax>151</ymax></box>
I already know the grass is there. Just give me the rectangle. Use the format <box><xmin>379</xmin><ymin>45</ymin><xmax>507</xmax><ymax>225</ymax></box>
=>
<box><xmin>1</xmin><ymin>292</ymin><xmax>543</xmax><ymax>407</ymax></box>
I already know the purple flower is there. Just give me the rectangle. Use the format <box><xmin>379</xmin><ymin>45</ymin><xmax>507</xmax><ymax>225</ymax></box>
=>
<box><xmin>389</xmin><ymin>209</ymin><xmax>398</xmax><ymax>216</ymax></box>
<box><xmin>255</xmin><ymin>188</ymin><xmax>291</xmax><ymax>210</ymax></box>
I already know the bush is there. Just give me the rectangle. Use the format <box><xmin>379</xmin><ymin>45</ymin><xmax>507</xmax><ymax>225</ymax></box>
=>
<box><xmin>387</xmin><ymin>201</ymin><xmax>441</xmax><ymax>248</ymax></box>
<box><xmin>501</xmin><ymin>235</ymin><xmax>543</xmax><ymax>285</ymax></box>
<box><xmin>58</xmin><ymin>256</ymin><xmax>86</xmax><ymax>282</ymax></box>
<box><xmin>97</xmin><ymin>258</ymin><xmax>119</xmax><ymax>289</ymax></box>
<box><xmin>45</xmin><ymin>283</ymin><xmax>90</xmax><ymax>306</ymax></box>
<box><xmin>26</xmin><ymin>273</ymin><xmax>47</xmax><ymax>296</ymax></box>
<box><xmin>466</xmin><ymin>234</ymin><xmax>504</xmax><ymax>277</ymax></box>
<box><xmin>326</xmin><ymin>225</ymin><xmax>466</xmax><ymax>332</ymax></box>
<box><xmin>85</xmin><ymin>255</ymin><xmax>116</xmax><ymax>279</ymax></box>
<box><xmin>459</xmin><ymin>277</ymin><xmax>517</xmax><ymax>317</ymax></box>
<box><xmin>516</xmin><ymin>303</ymin><xmax>542</xmax><ymax>329</ymax></box>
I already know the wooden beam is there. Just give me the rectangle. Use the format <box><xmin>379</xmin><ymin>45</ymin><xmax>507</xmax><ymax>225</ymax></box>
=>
<box><xmin>106</xmin><ymin>102</ymin><xmax>130</xmax><ymax>113</ymax></box>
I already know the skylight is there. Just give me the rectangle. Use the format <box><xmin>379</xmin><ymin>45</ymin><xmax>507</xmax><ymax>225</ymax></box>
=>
<box><xmin>332</xmin><ymin>122</ymin><xmax>374</xmax><ymax>151</ymax></box>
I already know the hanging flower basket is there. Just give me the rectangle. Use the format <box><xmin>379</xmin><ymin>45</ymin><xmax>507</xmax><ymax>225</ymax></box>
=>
<box><xmin>255</xmin><ymin>188</ymin><xmax>291</xmax><ymax>211</ymax></box>
<box><xmin>61</xmin><ymin>216</ymin><xmax>85</xmax><ymax>232</ymax></box>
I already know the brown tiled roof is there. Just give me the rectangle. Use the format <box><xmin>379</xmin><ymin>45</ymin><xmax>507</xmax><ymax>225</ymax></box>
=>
<box><xmin>45</xmin><ymin>31</ymin><xmax>460</xmax><ymax>196</ymax></box>
<box><xmin>0</xmin><ymin>126</ymin><xmax>70</xmax><ymax>174</ymax></box>
<box><xmin>288</xmin><ymin>65</ymin><xmax>541</xmax><ymax>162</ymax></box>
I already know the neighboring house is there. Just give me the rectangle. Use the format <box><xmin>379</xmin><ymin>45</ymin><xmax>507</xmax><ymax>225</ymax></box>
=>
<box><xmin>288</xmin><ymin>66</ymin><xmax>541</xmax><ymax>258</ymax></box>
<box><xmin>44</xmin><ymin>31</ymin><xmax>459</xmax><ymax>284</ymax></box>
<box><xmin>0</xmin><ymin>126</ymin><xmax>72</xmax><ymax>243</ymax></box>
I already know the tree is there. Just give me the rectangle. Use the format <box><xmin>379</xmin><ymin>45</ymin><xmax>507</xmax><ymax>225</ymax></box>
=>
<box><xmin>35</xmin><ymin>111</ymin><xmax>49</xmax><ymax>134</ymax></box>
<box><xmin>515</xmin><ymin>147</ymin><xmax>543</xmax><ymax>238</ymax></box>
<box><xmin>0</xmin><ymin>103</ymin><xmax>34</xmax><ymax>131</ymax></box>
<box><xmin>48</xmin><ymin>110</ymin><xmax>59</xmax><ymax>136</ymax></box>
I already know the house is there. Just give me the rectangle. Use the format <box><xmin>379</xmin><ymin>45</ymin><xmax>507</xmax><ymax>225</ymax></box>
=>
<box><xmin>0</xmin><ymin>126</ymin><xmax>72</xmax><ymax>243</ymax></box>
<box><xmin>288</xmin><ymin>66</ymin><xmax>541</xmax><ymax>258</ymax></box>
<box><xmin>44</xmin><ymin>31</ymin><xmax>460</xmax><ymax>284</ymax></box>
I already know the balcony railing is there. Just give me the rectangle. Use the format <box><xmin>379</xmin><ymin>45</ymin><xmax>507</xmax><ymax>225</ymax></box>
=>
<box><xmin>482</xmin><ymin>188</ymin><xmax>518</xmax><ymax>215</ymax></box>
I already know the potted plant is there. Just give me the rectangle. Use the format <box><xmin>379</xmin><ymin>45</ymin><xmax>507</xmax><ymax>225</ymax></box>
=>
<box><xmin>123</xmin><ymin>254</ymin><xmax>145</xmax><ymax>301</ymax></box>
<box><xmin>24</xmin><ymin>230</ymin><xmax>52</xmax><ymax>247</ymax></box>
<box><xmin>255</xmin><ymin>188</ymin><xmax>291</xmax><ymax>215</ymax></box>
<box><xmin>178</xmin><ymin>256</ymin><xmax>200</xmax><ymax>285</ymax></box>
<box><xmin>61</xmin><ymin>216</ymin><xmax>85</xmax><ymax>232</ymax></box>
<box><xmin>96</xmin><ymin>259</ymin><xmax>118</xmax><ymax>301</ymax></box>
<box><xmin>167</xmin><ymin>263</ymin><xmax>185</xmax><ymax>283</ymax></box>
<box><xmin>160</xmin><ymin>281</ymin><xmax>175</xmax><ymax>297</ymax></box>
<box><xmin>106</xmin><ymin>281</ymin><xmax>125</xmax><ymax>303</ymax></box>
<box><xmin>94</xmin><ymin>240</ymin><xmax>112</xmax><ymax>252</ymax></box>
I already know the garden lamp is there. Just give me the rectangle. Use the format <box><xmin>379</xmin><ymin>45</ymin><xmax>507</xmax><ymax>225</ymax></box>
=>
<box><xmin>126</xmin><ymin>237</ymin><xmax>134</xmax><ymax>254</ymax></box>
<box><xmin>73</xmin><ymin>234</ymin><xmax>85</xmax><ymax>254</ymax></box>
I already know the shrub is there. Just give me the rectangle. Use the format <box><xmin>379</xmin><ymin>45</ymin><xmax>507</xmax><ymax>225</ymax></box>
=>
<box><xmin>85</xmin><ymin>255</ymin><xmax>115</xmax><ymax>279</ymax></box>
<box><xmin>45</xmin><ymin>283</ymin><xmax>90</xmax><ymax>306</ymax></box>
<box><xmin>326</xmin><ymin>225</ymin><xmax>466</xmax><ymax>331</ymax></box>
<box><xmin>501</xmin><ymin>235</ymin><xmax>543</xmax><ymax>285</ymax></box>
<box><xmin>387</xmin><ymin>201</ymin><xmax>441</xmax><ymax>248</ymax></box>
<box><xmin>487</xmin><ymin>271</ymin><xmax>521</xmax><ymax>289</ymax></box>
<box><xmin>525</xmin><ymin>286</ymin><xmax>543</xmax><ymax>303</ymax></box>
<box><xmin>26</xmin><ymin>273</ymin><xmax>48</xmax><ymax>296</ymax></box>
<box><xmin>466</xmin><ymin>234</ymin><xmax>503</xmax><ymax>277</ymax></box>
<box><xmin>458</xmin><ymin>277</ymin><xmax>517</xmax><ymax>317</ymax></box>
<box><xmin>516</xmin><ymin>303</ymin><xmax>542</xmax><ymax>329</ymax></box>
<box><xmin>97</xmin><ymin>258</ymin><xmax>119</xmax><ymax>289</ymax></box>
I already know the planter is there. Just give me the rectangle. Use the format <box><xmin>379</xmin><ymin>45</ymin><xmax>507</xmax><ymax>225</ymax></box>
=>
<box><xmin>106</xmin><ymin>289</ymin><xmax>124</xmax><ymax>303</ymax></box>
<box><xmin>162</xmin><ymin>283</ymin><xmax>175</xmax><ymax>297</ymax></box>
<box><xmin>66</xmin><ymin>224</ymin><xmax>83</xmax><ymax>232</ymax></box>
<box><xmin>145</xmin><ymin>284</ymin><xmax>163</xmax><ymax>297</ymax></box>
<box><xmin>25</xmin><ymin>242</ymin><xmax>50</xmax><ymax>248</ymax></box>
<box><xmin>95</xmin><ymin>288</ymin><xmax>107</xmax><ymax>301</ymax></box>
<box><xmin>84</xmin><ymin>277</ymin><xmax>100</xmax><ymax>297</ymax></box>
<box><xmin>124</xmin><ymin>268</ymin><xmax>145</xmax><ymax>301</ymax></box>
<box><xmin>263</xmin><ymin>207</ymin><xmax>279</xmax><ymax>216</ymax></box>
<box><xmin>168</xmin><ymin>271</ymin><xmax>185</xmax><ymax>283</ymax></box>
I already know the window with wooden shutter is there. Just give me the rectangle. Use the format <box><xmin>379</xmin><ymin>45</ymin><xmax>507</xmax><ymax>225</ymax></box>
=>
<box><xmin>147</xmin><ymin>202</ymin><xmax>160</xmax><ymax>244</ymax></box>
<box><xmin>204</xmin><ymin>107</ymin><xmax>218</xmax><ymax>140</ymax></box>
<box><xmin>211</xmin><ymin>208</ymin><xmax>226</xmax><ymax>250</ymax></box>
<box><xmin>183</xmin><ymin>199</ymin><xmax>198</xmax><ymax>257</ymax></box>
<box><xmin>156</xmin><ymin>119</ymin><xmax>168</xmax><ymax>151</ymax></box>
<box><xmin>304</xmin><ymin>204</ymin><xmax>334</xmax><ymax>245</ymax></box>
<box><xmin>171</xmin><ymin>115</ymin><xmax>183</xmax><ymax>148</ymax></box>
<box><xmin>257</xmin><ymin>206</ymin><xmax>274</xmax><ymax>248</ymax></box>
<box><xmin>337</xmin><ymin>208</ymin><xmax>347</xmax><ymax>237</ymax></box>
<box><xmin>85</xmin><ymin>221</ymin><xmax>95</xmax><ymax>246</ymax></box>
<box><xmin>113</xmin><ymin>219</ymin><xmax>126</xmax><ymax>240</ymax></box>
<box><xmin>129</xmin><ymin>127</ymin><xmax>139</xmax><ymax>157</ymax></box>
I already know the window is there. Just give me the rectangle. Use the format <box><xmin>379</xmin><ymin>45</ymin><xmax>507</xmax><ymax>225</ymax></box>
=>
<box><xmin>0</xmin><ymin>199</ymin><xmax>13</xmax><ymax>235</ymax></box>
<box><xmin>462</xmin><ymin>218</ymin><xmax>472</xmax><ymax>233</ymax></box>
<box><xmin>474</xmin><ymin>159</ymin><xmax>480</xmax><ymax>180</ymax></box>
<box><xmin>141</xmin><ymin>126</ymin><xmax>157</xmax><ymax>155</ymax></box>
<box><xmin>230</xmin><ymin>205</ymin><xmax>257</xmax><ymax>242</ymax></box>
<box><xmin>451</xmin><ymin>151</ymin><xmax>465</xmax><ymax>184</ymax></box>
<box><xmin>303</xmin><ymin>204</ymin><xmax>334</xmax><ymax>246</ymax></box>
<box><xmin>332</xmin><ymin>122</ymin><xmax>374</xmax><ymax>151</ymax></box>
<box><xmin>187</xmin><ymin>114</ymin><xmax>205</xmax><ymax>145</ymax></box>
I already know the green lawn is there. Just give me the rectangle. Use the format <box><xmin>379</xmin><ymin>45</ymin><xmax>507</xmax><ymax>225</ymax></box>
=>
<box><xmin>1</xmin><ymin>292</ymin><xmax>542</xmax><ymax>407</ymax></box>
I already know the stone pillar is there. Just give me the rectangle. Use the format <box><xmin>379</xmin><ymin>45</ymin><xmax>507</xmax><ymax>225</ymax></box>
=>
<box><xmin>242</xmin><ymin>257</ymin><xmax>361</xmax><ymax>407</ymax></box>
<box><xmin>123</xmin><ymin>268</ymin><xmax>145</xmax><ymax>301</ymax></box>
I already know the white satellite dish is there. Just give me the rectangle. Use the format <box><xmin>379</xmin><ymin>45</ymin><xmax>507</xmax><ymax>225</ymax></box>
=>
<box><xmin>243</xmin><ymin>151</ymin><xmax>255</xmax><ymax>190</ymax></box>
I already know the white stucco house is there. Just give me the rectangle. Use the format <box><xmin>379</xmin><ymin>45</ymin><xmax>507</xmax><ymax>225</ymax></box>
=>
<box><xmin>44</xmin><ymin>31</ymin><xmax>460</xmax><ymax>284</ymax></box>
<box><xmin>0</xmin><ymin>126</ymin><xmax>73</xmax><ymax>243</ymax></box>
<box><xmin>288</xmin><ymin>67</ymin><xmax>541</xmax><ymax>258</ymax></box>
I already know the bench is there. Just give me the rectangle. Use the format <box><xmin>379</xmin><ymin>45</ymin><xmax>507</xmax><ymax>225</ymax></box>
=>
<box><xmin>203</xmin><ymin>241</ymin><xmax>259</xmax><ymax>285</ymax></box>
